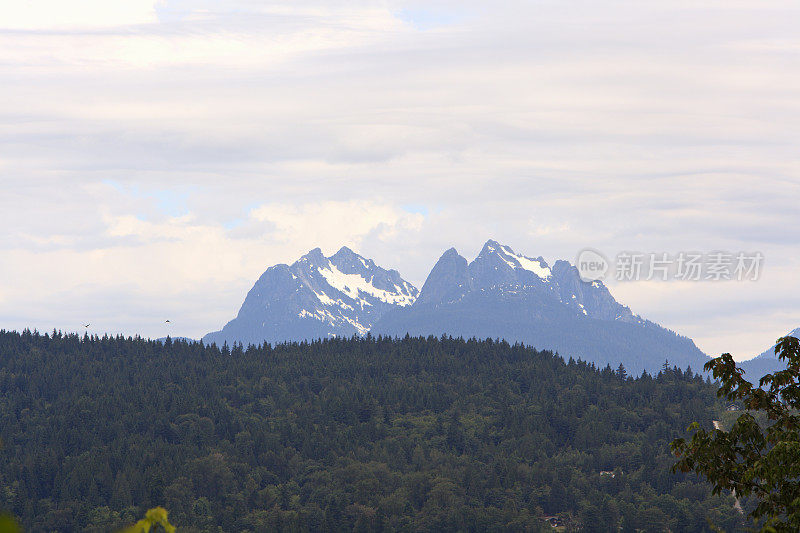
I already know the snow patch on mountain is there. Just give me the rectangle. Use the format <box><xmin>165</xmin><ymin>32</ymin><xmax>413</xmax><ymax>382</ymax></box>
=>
<box><xmin>372</xmin><ymin>239</ymin><xmax>709</xmax><ymax>375</ymax></box>
<box><xmin>317</xmin><ymin>264</ymin><xmax>416</xmax><ymax>307</ymax></box>
<box><xmin>202</xmin><ymin>247</ymin><xmax>419</xmax><ymax>347</ymax></box>
<box><xmin>312</xmin><ymin>290</ymin><xmax>337</xmax><ymax>307</ymax></box>
<box><xmin>498</xmin><ymin>244</ymin><xmax>552</xmax><ymax>279</ymax></box>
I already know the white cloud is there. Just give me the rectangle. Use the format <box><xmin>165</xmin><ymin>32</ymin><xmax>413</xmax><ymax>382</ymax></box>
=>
<box><xmin>250</xmin><ymin>200</ymin><xmax>424</xmax><ymax>254</ymax></box>
<box><xmin>1</xmin><ymin>0</ymin><xmax>798</xmax><ymax>358</ymax></box>
<box><xmin>0</xmin><ymin>196</ymin><xmax>425</xmax><ymax>339</ymax></box>
<box><xmin>0</xmin><ymin>3</ymin><xmax>402</xmax><ymax>70</ymax></box>
<box><xmin>0</xmin><ymin>0</ymin><xmax>158</xmax><ymax>29</ymax></box>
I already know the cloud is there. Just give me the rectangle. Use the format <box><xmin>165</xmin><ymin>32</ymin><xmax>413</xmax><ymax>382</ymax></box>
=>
<box><xmin>0</xmin><ymin>196</ymin><xmax>426</xmax><ymax>339</ymax></box>
<box><xmin>0</xmin><ymin>1</ymin><xmax>158</xmax><ymax>29</ymax></box>
<box><xmin>1</xmin><ymin>0</ymin><xmax>798</xmax><ymax>359</ymax></box>
<box><xmin>249</xmin><ymin>200</ymin><xmax>425</xmax><ymax>254</ymax></box>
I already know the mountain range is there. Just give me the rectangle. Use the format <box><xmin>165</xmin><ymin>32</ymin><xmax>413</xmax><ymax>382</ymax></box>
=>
<box><xmin>739</xmin><ymin>327</ymin><xmax>800</xmax><ymax>379</ymax></box>
<box><xmin>204</xmin><ymin>240</ymin><xmax>710</xmax><ymax>374</ymax></box>
<box><xmin>371</xmin><ymin>240</ymin><xmax>708</xmax><ymax>375</ymax></box>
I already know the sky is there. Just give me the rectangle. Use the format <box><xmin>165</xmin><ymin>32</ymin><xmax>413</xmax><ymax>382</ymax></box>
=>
<box><xmin>1</xmin><ymin>0</ymin><xmax>798</xmax><ymax>360</ymax></box>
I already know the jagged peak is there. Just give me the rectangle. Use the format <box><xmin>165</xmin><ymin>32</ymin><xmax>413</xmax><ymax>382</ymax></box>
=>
<box><xmin>477</xmin><ymin>240</ymin><xmax>544</xmax><ymax>261</ymax></box>
<box><xmin>297</xmin><ymin>246</ymin><xmax>372</xmax><ymax>271</ymax></box>
<box><xmin>428</xmin><ymin>248</ymin><xmax>468</xmax><ymax>274</ymax></box>
<box><xmin>330</xmin><ymin>248</ymin><xmax>388</xmax><ymax>277</ymax></box>
<box><xmin>552</xmin><ymin>260</ymin><xmax>609</xmax><ymax>290</ymax></box>
<box><xmin>439</xmin><ymin>247</ymin><xmax>464</xmax><ymax>260</ymax></box>
<box><xmin>333</xmin><ymin>245</ymin><xmax>356</xmax><ymax>257</ymax></box>
<box><xmin>415</xmin><ymin>247</ymin><xmax>470</xmax><ymax>307</ymax></box>
<box><xmin>474</xmin><ymin>240</ymin><xmax>552</xmax><ymax>280</ymax></box>
<box><xmin>552</xmin><ymin>259</ymin><xmax>576</xmax><ymax>276</ymax></box>
<box><xmin>298</xmin><ymin>247</ymin><xmax>327</xmax><ymax>264</ymax></box>
<box><xmin>477</xmin><ymin>239</ymin><xmax>503</xmax><ymax>256</ymax></box>
<box><xmin>286</xmin><ymin>245</ymin><xmax>418</xmax><ymax>309</ymax></box>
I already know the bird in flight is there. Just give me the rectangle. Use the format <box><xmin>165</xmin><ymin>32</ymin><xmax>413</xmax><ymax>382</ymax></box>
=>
<box><xmin>165</xmin><ymin>320</ymin><xmax>171</xmax><ymax>323</ymax></box>
<box><xmin>83</xmin><ymin>323</ymin><xmax>90</xmax><ymax>328</ymax></box>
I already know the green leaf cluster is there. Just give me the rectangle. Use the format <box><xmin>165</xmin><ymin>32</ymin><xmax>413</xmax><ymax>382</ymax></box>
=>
<box><xmin>673</xmin><ymin>336</ymin><xmax>800</xmax><ymax>532</ymax></box>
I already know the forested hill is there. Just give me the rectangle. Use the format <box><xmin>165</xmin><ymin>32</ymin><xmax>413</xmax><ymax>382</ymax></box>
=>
<box><xmin>0</xmin><ymin>330</ymin><xmax>743</xmax><ymax>532</ymax></box>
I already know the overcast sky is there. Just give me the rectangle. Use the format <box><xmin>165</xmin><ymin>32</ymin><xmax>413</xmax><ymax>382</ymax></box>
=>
<box><xmin>1</xmin><ymin>0</ymin><xmax>798</xmax><ymax>360</ymax></box>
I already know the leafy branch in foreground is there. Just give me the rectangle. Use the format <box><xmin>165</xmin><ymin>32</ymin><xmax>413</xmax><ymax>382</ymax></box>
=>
<box><xmin>672</xmin><ymin>335</ymin><xmax>800</xmax><ymax>532</ymax></box>
<box><xmin>121</xmin><ymin>507</ymin><xmax>175</xmax><ymax>533</ymax></box>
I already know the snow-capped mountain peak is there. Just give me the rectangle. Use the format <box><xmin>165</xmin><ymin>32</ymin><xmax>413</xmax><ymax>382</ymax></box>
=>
<box><xmin>202</xmin><ymin>247</ymin><xmax>418</xmax><ymax>346</ymax></box>
<box><xmin>204</xmin><ymin>240</ymin><xmax>709</xmax><ymax>375</ymax></box>
<box><xmin>372</xmin><ymin>239</ymin><xmax>708</xmax><ymax>374</ymax></box>
<box><xmin>495</xmin><ymin>242</ymin><xmax>552</xmax><ymax>279</ymax></box>
<box><xmin>291</xmin><ymin>247</ymin><xmax>418</xmax><ymax>331</ymax></box>
<box><xmin>315</xmin><ymin>261</ymin><xmax>417</xmax><ymax>308</ymax></box>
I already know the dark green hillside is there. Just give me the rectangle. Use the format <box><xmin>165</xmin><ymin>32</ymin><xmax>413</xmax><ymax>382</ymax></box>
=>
<box><xmin>0</xmin><ymin>330</ymin><xmax>742</xmax><ymax>531</ymax></box>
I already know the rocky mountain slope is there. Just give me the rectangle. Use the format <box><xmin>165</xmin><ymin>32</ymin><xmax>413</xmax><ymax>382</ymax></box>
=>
<box><xmin>372</xmin><ymin>240</ymin><xmax>708</xmax><ymax>374</ymax></box>
<box><xmin>202</xmin><ymin>247</ymin><xmax>418</xmax><ymax>346</ymax></box>
<box><xmin>204</xmin><ymin>240</ymin><xmax>709</xmax><ymax>374</ymax></box>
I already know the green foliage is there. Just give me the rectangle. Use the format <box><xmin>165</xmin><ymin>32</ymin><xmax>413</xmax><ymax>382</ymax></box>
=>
<box><xmin>0</xmin><ymin>514</ymin><xmax>20</xmax><ymax>533</ymax></box>
<box><xmin>0</xmin><ymin>330</ymin><xmax>743</xmax><ymax>531</ymax></box>
<box><xmin>672</xmin><ymin>335</ymin><xmax>800</xmax><ymax>532</ymax></box>
<box><xmin>121</xmin><ymin>507</ymin><xmax>176</xmax><ymax>533</ymax></box>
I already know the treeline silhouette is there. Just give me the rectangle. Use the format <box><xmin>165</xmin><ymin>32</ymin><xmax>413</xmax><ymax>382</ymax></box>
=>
<box><xmin>0</xmin><ymin>330</ymin><xmax>743</xmax><ymax>531</ymax></box>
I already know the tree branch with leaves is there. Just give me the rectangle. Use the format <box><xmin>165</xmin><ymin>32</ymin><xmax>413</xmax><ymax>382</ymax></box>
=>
<box><xmin>672</xmin><ymin>335</ymin><xmax>800</xmax><ymax>532</ymax></box>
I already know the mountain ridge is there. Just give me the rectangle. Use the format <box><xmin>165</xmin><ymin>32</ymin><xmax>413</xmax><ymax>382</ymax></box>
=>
<box><xmin>739</xmin><ymin>327</ymin><xmax>800</xmax><ymax>379</ymax></box>
<box><xmin>371</xmin><ymin>240</ymin><xmax>707</xmax><ymax>374</ymax></box>
<box><xmin>202</xmin><ymin>246</ymin><xmax>419</xmax><ymax>347</ymax></box>
<box><xmin>204</xmin><ymin>240</ymin><xmax>709</xmax><ymax>374</ymax></box>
